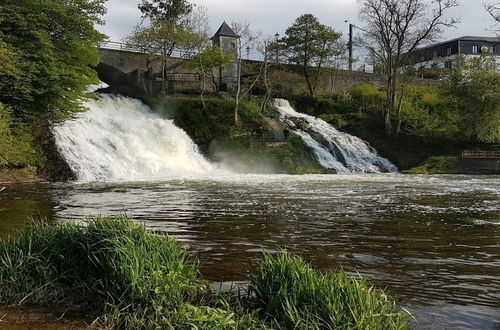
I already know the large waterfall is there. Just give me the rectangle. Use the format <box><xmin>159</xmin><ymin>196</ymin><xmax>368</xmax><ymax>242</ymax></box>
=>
<box><xmin>274</xmin><ymin>99</ymin><xmax>397</xmax><ymax>173</ymax></box>
<box><xmin>54</xmin><ymin>95</ymin><xmax>215</xmax><ymax>181</ymax></box>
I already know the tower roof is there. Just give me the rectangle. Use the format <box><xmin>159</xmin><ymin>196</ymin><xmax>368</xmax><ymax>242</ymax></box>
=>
<box><xmin>211</xmin><ymin>21</ymin><xmax>239</xmax><ymax>40</ymax></box>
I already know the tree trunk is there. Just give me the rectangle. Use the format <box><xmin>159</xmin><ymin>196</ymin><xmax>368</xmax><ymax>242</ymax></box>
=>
<box><xmin>396</xmin><ymin>90</ymin><xmax>404</xmax><ymax>135</ymax></box>
<box><xmin>234</xmin><ymin>57</ymin><xmax>242</xmax><ymax>125</ymax></box>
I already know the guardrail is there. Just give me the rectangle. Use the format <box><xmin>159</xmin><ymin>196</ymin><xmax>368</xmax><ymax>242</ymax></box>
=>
<box><xmin>100</xmin><ymin>41</ymin><xmax>197</xmax><ymax>59</ymax></box>
<box><xmin>460</xmin><ymin>150</ymin><xmax>500</xmax><ymax>159</ymax></box>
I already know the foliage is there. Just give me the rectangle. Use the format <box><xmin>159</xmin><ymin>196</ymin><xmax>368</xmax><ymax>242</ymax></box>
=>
<box><xmin>280</xmin><ymin>14</ymin><xmax>342</xmax><ymax>96</ymax></box>
<box><xmin>211</xmin><ymin>134</ymin><xmax>325</xmax><ymax>174</ymax></box>
<box><xmin>349</xmin><ymin>84</ymin><xmax>386</xmax><ymax>113</ymax></box>
<box><xmin>0</xmin><ymin>217</ymin><xmax>409</xmax><ymax>329</ymax></box>
<box><xmin>143</xmin><ymin>96</ymin><xmax>268</xmax><ymax>146</ymax></box>
<box><xmin>126</xmin><ymin>1</ymin><xmax>206</xmax><ymax>96</ymax></box>
<box><xmin>0</xmin><ymin>0</ymin><xmax>107</xmax><ymax>121</ymax></box>
<box><xmin>444</xmin><ymin>55</ymin><xmax>500</xmax><ymax>143</ymax></box>
<box><xmin>138</xmin><ymin>0</ymin><xmax>193</xmax><ymax>23</ymax></box>
<box><xmin>249</xmin><ymin>252</ymin><xmax>410</xmax><ymax>329</ymax></box>
<box><xmin>0</xmin><ymin>104</ymin><xmax>40</xmax><ymax>168</ymax></box>
<box><xmin>404</xmin><ymin>156</ymin><xmax>465</xmax><ymax>174</ymax></box>
<box><xmin>400</xmin><ymin>85</ymin><xmax>461</xmax><ymax>141</ymax></box>
<box><xmin>358</xmin><ymin>0</ymin><xmax>458</xmax><ymax>134</ymax></box>
<box><xmin>288</xmin><ymin>94</ymin><xmax>351</xmax><ymax>117</ymax></box>
<box><xmin>183</xmin><ymin>46</ymin><xmax>232</xmax><ymax>102</ymax></box>
<box><xmin>0</xmin><ymin>37</ymin><xmax>17</xmax><ymax>77</ymax></box>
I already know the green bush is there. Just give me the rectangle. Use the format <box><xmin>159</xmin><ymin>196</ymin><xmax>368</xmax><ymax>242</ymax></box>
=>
<box><xmin>143</xmin><ymin>96</ymin><xmax>268</xmax><ymax>146</ymax></box>
<box><xmin>349</xmin><ymin>84</ymin><xmax>386</xmax><ymax>114</ymax></box>
<box><xmin>0</xmin><ymin>103</ymin><xmax>40</xmax><ymax>168</ymax></box>
<box><xmin>249</xmin><ymin>252</ymin><xmax>410</xmax><ymax>329</ymax></box>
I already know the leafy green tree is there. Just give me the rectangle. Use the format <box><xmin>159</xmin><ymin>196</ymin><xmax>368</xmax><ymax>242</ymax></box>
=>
<box><xmin>280</xmin><ymin>14</ymin><xmax>342</xmax><ymax>96</ymax></box>
<box><xmin>358</xmin><ymin>0</ymin><xmax>458</xmax><ymax>134</ymax></box>
<box><xmin>444</xmin><ymin>55</ymin><xmax>500</xmax><ymax>143</ymax></box>
<box><xmin>0</xmin><ymin>0</ymin><xmax>107</xmax><ymax>121</ymax></box>
<box><xmin>138</xmin><ymin>0</ymin><xmax>192</xmax><ymax>22</ymax></box>
<box><xmin>126</xmin><ymin>1</ymin><xmax>207</xmax><ymax>96</ymax></box>
<box><xmin>184</xmin><ymin>46</ymin><xmax>232</xmax><ymax>106</ymax></box>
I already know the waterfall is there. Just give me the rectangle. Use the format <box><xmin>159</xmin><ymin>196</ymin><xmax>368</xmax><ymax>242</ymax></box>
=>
<box><xmin>273</xmin><ymin>99</ymin><xmax>398</xmax><ymax>173</ymax></box>
<box><xmin>54</xmin><ymin>94</ymin><xmax>215</xmax><ymax>181</ymax></box>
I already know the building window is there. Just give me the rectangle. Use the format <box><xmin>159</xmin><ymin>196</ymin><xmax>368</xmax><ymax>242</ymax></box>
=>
<box><xmin>489</xmin><ymin>46</ymin><xmax>495</xmax><ymax>54</ymax></box>
<box><xmin>230</xmin><ymin>42</ymin><xmax>236</xmax><ymax>48</ymax></box>
<box><xmin>446</xmin><ymin>47</ymin><xmax>452</xmax><ymax>55</ymax></box>
<box><xmin>472</xmin><ymin>45</ymin><xmax>478</xmax><ymax>54</ymax></box>
<box><xmin>432</xmin><ymin>50</ymin><xmax>437</xmax><ymax>58</ymax></box>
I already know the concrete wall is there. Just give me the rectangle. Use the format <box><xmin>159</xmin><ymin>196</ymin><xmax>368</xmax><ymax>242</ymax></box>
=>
<box><xmin>459</xmin><ymin>158</ymin><xmax>500</xmax><ymax>174</ymax></box>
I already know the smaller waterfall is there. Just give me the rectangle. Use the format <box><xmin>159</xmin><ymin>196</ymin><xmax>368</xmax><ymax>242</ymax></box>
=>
<box><xmin>55</xmin><ymin>95</ymin><xmax>215</xmax><ymax>181</ymax></box>
<box><xmin>273</xmin><ymin>99</ymin><xmax>397</xmax><ymax>173</ymax></box>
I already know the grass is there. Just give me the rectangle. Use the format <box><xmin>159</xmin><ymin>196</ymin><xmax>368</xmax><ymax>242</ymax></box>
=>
<box><xmin>0</xmin><ymin>217</ymin><xmax>410</xmax><ymax>329</ymax></box>
<box><xmin>249</xmin><ymin>252</ymin><xmax>410</xmax><ymax>329</ymax></box>
<box><xmin>403</xmin><ymin>156</ymin><xmax>467</xmax><ymax>174</ymax></box>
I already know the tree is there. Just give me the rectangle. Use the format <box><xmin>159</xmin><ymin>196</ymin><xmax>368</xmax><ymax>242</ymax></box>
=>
<box><xmin>126</xmin><ymin>21</ymin><xmax>201</xmax><ymax>95</ymax></box>
<box><xmin>486</xmin><ymin>2</ymin><xmax>500</xmax><ymax>29</ymax></box>
<box><xmin>126</xmin><ymin>1</ymin><xmax>207</xmax><ymax>96</ymax></box>
<box><xmin>138</xmin><ymin>0</ymin><xmax>192</xmax><ymax>23</ymax></box>
<box><xmin>444</xmin><ymin>55</ymin><xmax>500</xmax><ymax>143</ymax></box>
<box><xmin>230</xmin><ymin>21</ymin><xmax>260</xmax><ymax>124</ymax></box>
<box><xmin>184</xmin><ymin>46</ymin><xmax>232</xmax><ymax>107</ymax></box>
<box><xmin>280</xmin><ymin>14</ymin><xmax>342</xmax><ymax>96</ymax></box>
<box><xmin>0</xmin><ymin>0</ymin><xmax>107</xmax><ymax>121</ymax></box>
<box><xmin>358</xmin><ymin>0</ymin><xmax>458</xmax><ymax>134</ymax></box>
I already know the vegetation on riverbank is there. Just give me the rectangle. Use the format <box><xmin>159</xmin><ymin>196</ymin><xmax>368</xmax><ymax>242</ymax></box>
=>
<box><xmin>0</xmin><ymin>217</ymin><xmax>410</xmax><ymax>329</ymax></box>
<box><xmin>403</xmin><ymin>156</ymin><xmax>467</xmax><ymax>174</ymax></box>
<box><xmin>131</xmin><ymin>94</ymin><xmax>326</xmax><ymax>173</ymax></box>
<box><xmin>288</xmin><ymin>69</ymin><xmax>500</xmax><ymax>171</ymax></box>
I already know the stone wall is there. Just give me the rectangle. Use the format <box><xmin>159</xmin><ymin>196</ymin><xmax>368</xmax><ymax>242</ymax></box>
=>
<box><xmin>97</xmin><ymin>48</ymin><xmax>439</xmax><ymax>97</ymax></box>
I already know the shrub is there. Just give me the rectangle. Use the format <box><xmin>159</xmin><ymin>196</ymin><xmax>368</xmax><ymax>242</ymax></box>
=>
<box><xmin>249</xmin><ymin>252</ymin><xmax>410</xmax><ymax>329</ymax></box>
<box><xmin>349</xmin><ymin>84</ymin><xmax>386</xmax><ymax>113</ymax></box>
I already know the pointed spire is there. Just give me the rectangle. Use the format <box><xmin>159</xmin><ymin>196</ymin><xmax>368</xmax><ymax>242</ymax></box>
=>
<box><xmin>211</xmin><ymin>21</ymin><xmax>239</xmax><ymax>40</ymax></box>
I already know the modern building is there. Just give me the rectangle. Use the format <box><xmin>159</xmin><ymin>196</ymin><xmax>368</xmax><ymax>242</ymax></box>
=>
<box><xmin>407</xmin><ymin>36</ymin><xmax>500</xmax><ymax>69</ymax></box>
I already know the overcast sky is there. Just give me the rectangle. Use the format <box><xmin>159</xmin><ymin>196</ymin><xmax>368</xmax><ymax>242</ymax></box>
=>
<box><xmin>99</xmin><ymin>0</ymin><xmax>497</xmax><ymax>54</ymax></box>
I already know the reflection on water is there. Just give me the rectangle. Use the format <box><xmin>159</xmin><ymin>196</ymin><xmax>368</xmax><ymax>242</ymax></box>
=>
<box><xmin>0</xmin><ymin>174</ymin><xmax>499</xmax><ymax>329</ymax></box>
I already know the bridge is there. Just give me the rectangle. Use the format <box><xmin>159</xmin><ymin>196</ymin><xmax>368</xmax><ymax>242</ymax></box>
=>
<box><xmin>96</xmin><ymin>41</ymin><xmax>207</xmax><ymax>95</ymax></box>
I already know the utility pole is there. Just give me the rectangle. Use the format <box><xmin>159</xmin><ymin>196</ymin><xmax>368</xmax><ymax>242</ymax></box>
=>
<box><xmin>348</xmin><ymin>23</ymin><xmax>353</xmax><ymax>71</ymax></box>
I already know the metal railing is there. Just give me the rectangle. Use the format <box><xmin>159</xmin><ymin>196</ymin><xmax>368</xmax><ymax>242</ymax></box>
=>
<box><xmin>460</xmin><ymin>150</ymin><xmax>500</xmax><ymax>159</ymax></box>
<box><xmin>100</xmin><ymin>40</ymin><xmax>197</xmax><ymax>59</ymax></box>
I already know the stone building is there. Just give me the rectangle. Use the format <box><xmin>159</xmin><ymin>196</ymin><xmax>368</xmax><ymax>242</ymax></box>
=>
<box><xmin>211</xmin><ymin>22</ymin><xmax>239</xmax><ymax>85</ymax></box>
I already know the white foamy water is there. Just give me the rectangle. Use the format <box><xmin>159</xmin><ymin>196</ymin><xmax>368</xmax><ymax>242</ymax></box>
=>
<box><xmin>273</xmin><ymin>99</ymin><xmax>398</xmax><ymax>173</ymax></box>
<box><xmin>54</xmin><ymin>94</ymin><xmax>216</xmax><ymax>181</ymax></box>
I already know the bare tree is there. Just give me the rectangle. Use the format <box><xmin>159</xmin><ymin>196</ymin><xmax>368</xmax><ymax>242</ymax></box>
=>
<box><xmin>230</xmin><ymin>21</ymin><xmax>260</xmax><ymax>124</ymax></box>
<box><xmin>486</xmin><ymin>2</ymin><xmax>500</xmax><ymax>29</ymax></box>
<box><xmin>358</xmin><ymin>0</ymin><xmax>458</xmax><ymax>134</ymax></box>
<box><xmin>257</xmin><ymin>36</ymin><xmax>277</xmax><ymax>112</ymax></box>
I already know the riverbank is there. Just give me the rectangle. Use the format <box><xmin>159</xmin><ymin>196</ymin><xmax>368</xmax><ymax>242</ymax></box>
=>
<box><xmin>0</xmin><ymin>216</ymin><xmax>410</xmax><ymax>329</ymax></box>
<box><xmin>0</xmin><ymin>167</ymin><xmax>46</xmax><ymax>185</ymax></box>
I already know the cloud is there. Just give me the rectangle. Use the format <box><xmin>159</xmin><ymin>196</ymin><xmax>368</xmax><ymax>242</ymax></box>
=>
<box><xmin>98</xmin><ymin>0</ymin><xmax>496</xmax><ymax>46</ymax></box>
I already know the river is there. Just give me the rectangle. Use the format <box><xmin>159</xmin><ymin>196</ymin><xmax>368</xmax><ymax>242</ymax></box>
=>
<box><xmin>0</xmin><ymin>173</ymin><xmax>499</xmax><ymax>329</ymax></box>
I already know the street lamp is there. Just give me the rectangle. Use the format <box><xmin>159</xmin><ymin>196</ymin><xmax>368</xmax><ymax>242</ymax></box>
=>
<box><xmin>345</xmin><ymin>20</ymin><xmax>354</xmax><ymax>71</ymax></box>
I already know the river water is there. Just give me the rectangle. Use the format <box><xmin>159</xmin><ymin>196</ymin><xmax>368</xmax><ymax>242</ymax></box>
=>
<box><xmin>1</xmin><ymin>174</ymin><xmax>499</xmax><ymax>329</ymax></box>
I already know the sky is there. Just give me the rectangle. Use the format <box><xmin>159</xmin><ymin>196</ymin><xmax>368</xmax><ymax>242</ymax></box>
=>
<box><xmin>98</xmin><ymin>0</ymin><xmax>497</xmax><ymax>61</ymax></box>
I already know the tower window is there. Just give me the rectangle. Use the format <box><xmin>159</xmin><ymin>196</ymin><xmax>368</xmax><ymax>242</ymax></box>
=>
<box><xmin>230</xmin><ymin>42</ymin><xmax>236</xmax><ymax>48</ymax></box>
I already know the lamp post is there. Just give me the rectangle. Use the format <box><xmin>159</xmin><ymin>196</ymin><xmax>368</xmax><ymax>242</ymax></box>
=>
<box><xmin>345</xmin><ymin>21</ymin><xmax>353</xmax><ymax>71</ymax></box>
